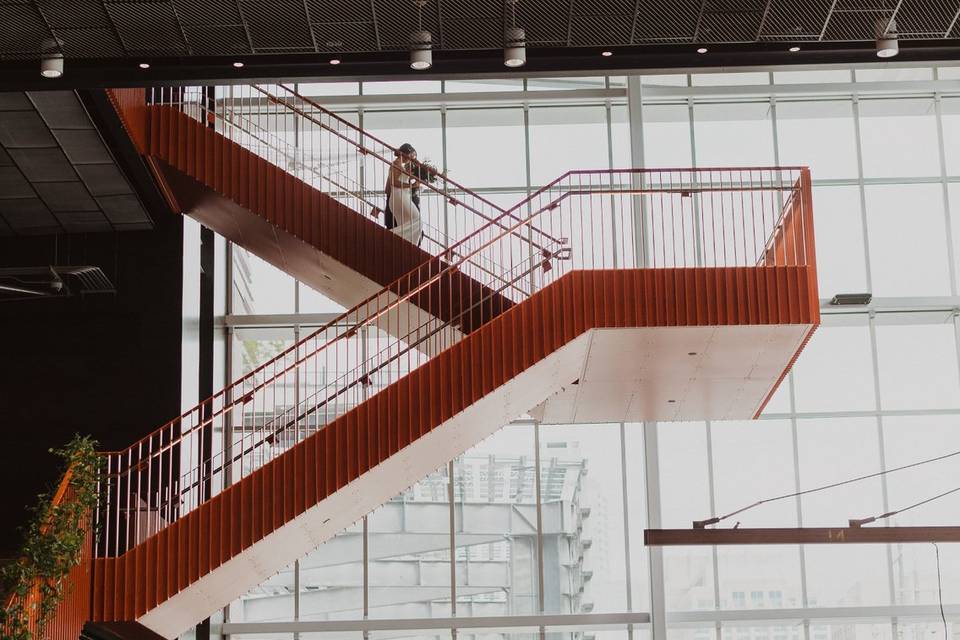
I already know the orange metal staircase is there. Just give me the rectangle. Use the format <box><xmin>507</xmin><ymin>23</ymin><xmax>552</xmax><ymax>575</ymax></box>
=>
<box><xmin>20</xmin><ymin>86</ymin><xmax>818</xmax><ymax>640</ymax></box>
<box><xmin>108</xmin><ymin>85</ymin><xmax>566</xmax><ymax>335</ymax></box>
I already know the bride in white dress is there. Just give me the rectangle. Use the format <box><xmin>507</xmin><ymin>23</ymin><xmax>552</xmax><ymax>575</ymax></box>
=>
<box><xmin>385</xmin><ymin>143</ymin><xmax>422</xmax><ymax>245</ymax></box>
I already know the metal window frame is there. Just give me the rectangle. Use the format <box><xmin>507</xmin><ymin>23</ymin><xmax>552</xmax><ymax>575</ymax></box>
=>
<box><xmin>216</xmin><ymin>62</ymin><xmax>960</xmax><ymax>640</ymax></box>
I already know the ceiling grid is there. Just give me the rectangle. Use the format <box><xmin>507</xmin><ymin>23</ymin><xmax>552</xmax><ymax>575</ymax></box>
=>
<box><xmin>2</xmin><ymin>0</ymin><xmax>956</xmax><ymax>61</ymax></box>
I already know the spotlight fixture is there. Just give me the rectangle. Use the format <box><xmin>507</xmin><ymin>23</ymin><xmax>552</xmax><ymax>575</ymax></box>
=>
<box><xmin>40</xmin><ymin>38</ymin><xmax>63</xmax><ymax>79</ymax></box>
<box><xmin>233</xmin><ymin>61</ymin><xmax>244</xmax><ymax>68</ymax></box>
<box><xmin>601</xmin><ymin>50</ymin><xmax>613</xmax><ymax>57</ymax></box>
<box><xmin>504</xmin><ymin>0</ymin><xmax>526</xmax><ymax>68</ymax></box>
<box><xmin>696</xmin><ymin>47</ymin><xmax>708</xmax><ymax>54</ymax></box>
<box><xmin>789</xmin><ymin>46</ymin><xmax>801</xmax><ymax>52</ymax></box>
<box><xmin>330</xmin><ymin>58</ymin><xmax>341</xmax><ymax>65</ymax></box>
<box><xmin>410</xmin><ymin>0</ymin><xmax>433</xmax><ymax>70</ymax></box>
<box><xmin>876</xmin><ymin>18</ymin><xmax>899</xmax><ymax>58</ymax></box>
<box><xmin>138</xmin><ymin>62</ymin><xmax>150</xmax><ymax>69</ymax></box>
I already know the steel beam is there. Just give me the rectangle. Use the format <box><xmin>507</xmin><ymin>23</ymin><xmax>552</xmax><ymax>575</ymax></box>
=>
<box><xmin>645</xmin><ymin>526</ymin><xmax>960</xmax><ymax>546</ymax></box>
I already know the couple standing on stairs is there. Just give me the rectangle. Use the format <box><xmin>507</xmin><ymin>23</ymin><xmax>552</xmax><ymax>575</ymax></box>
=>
<box><xmin>384</xmin><ymin>142</ymin><xmax>439</xmax><ymax>247</ymax></box>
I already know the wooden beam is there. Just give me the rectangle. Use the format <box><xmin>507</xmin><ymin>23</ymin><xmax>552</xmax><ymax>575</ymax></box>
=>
<box><xmin>644</xmin><ymin>526</ymin><xmax>960</xmax><ymax>546</ymax></box>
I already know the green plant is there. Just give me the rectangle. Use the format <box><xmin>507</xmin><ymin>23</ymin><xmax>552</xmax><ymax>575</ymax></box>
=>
<box><xmin>0</xmin><ymin>435</ymin><xmax>101</xmax><ymax>640</ymax></box>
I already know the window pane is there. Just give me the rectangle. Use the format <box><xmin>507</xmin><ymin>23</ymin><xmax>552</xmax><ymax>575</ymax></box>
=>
<box><xmin>941</xmin><ymin>97</ymin><xmax>960</xmax><ymax>176</ymax></box>
<box><xmin>528</xmin><ymin>77</ymin><xmax>607</xmax><ymax>91</ymax></box>
<box><xmin>883</xmin><ymin>416</ymin><xmax>960</xmax><ymax>605</ymax></box>
<box><xmin>446</xmin><ymin>108</ymin><xmax>526</xmax><ymax>189</ymax></box>
<box><xmin>642</xmin><ymin>104</ymin><xmax>691</xmax><ymax>168</ymax></box>
<box><xmin>623</xmin><ymin>423</ymin><xmax>650</xmax><ymax>612</ymax></box>
<box><xmin>368</xmin><ymin>465</ymin><xmax>452</xmax><ymax>619</ymax></box>
<box><xmin>859</xmin><ymin>98</ymin><xmax>940</xmax><ymax>178</ymax></box>
<box><xmin>776</xmin><ymin>100</ymin><xmax>858</xmax><ymax>179</ymax></box>
<box><xmin>298</xmin><ymin>283</ymin><xmax>346</xmax><ymax>314</ymax></box>
<box><xmin>797</xmin><ymin>417</ymin><xmax>884</xmax><ymax>528</ymax></box>
<box><xmin>445</xmin><ymin>79</ymin><xmax>524</xmax><ymax>93</ymax></box>
<box><xmin>540</xmin><ymin>423</ymin><xmax>627</xmax><ymax>614</ymax></box>
<box><xmin>611</xmin><ymin>104</ymin><xmax>630</xmax><ymax>169</ymax></box>
<box><xmin>233</xmin><ymin>248</ymin><xmax>295</xmax><ymax>314</ymax></box>
<box><xmin>793</xmin><ymin>325</ymin><xmax>876</xmax><ymax>413</ymax></box>
<box><xmin>798</xmin><ymin>417</ymin><xmax>890</xmax><ymax>606</ymax></box>
<box><xmin>875</xmin><ymin>324</ymin><xmax>960</xmax><ymax>410</ymax></box>
<box><xmin>855</xmin><ymin>67</ymin><xmax>934</xmax><ymax>82</ymax></box>
<box><xmin>455</xmin><ymin>424</ymin><xmax>538</xmax><ymax>617</ymax></box>
<box><xmin>772</xmin><ymin>69</ymin><xmax>852</xmax><ymax>84</ymax></box>
<box><xmin>692</xmin><ymin>72</ymin><xmax>770</xmax><ymax>86</ymax></box>
<box><xmin>298</xmin><ymin>526</ymin><xmax>364</xmax><ymax>621</ymax></box>
<box><xmin>363</xmin><ymin>81</ymin><xmax>442</xmax><ymax>95</ymax></box>
<box><xmin>528</xmin><ymin>106</ymin><xmax>608</xmax><ymax>186</ymax></box>
<box><xmin>712</xmin><ymin>420</ymin><xmax>803</xmax><ymax>614</ymax></box>
<box><xmin>693</xmin><ymin>102</ymin><xmax>774</xmax><ymax>167</ymax></box>
<box><xmin>865</xmin><ymin>183</ymin><xmax>950</xmax><ymax>297</ymax></box>
<box><xmin>297</xmin><ymin>81</ymin><xmax>360</xmax><ymax>96</ymax></box>
<box><xmin>810</xmin><ymin>185</ymin><xmax>868</xmax><ymax>296</ymax></box>
<box><xmin>659</xmin><ymin>422</ymin><xmax>715</xmax><ymax>611</ymax></box>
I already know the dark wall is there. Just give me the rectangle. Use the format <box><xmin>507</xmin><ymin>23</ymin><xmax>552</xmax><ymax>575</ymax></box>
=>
<box><xmin>0</xmin><ymin>211</ymin><xmax>183</xmax><ymax>557</ymax></box>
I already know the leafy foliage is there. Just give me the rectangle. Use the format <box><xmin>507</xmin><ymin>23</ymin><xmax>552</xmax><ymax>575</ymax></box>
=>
<box><xmin>0</xmin><ymin>435</ymin><xmax>101</xmax><ymax>640</ymax></box>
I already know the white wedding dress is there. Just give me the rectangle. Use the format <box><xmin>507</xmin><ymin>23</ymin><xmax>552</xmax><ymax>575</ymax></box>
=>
<box><xmin>388</xmin><ymin>183</ymin><xmax>422</xmax><ymax>245</ymax></box>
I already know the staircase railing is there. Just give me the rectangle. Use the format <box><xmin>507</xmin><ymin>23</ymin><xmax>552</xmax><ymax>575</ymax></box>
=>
<box><xmin>149</xmin><ymin>84</ymin><xmax>559</xmax><ymax>298</ymax></box>
<box><xmin>93</xmin><ymin>166</ymin><xmax>814</xmax><ymax>559</ymax></box>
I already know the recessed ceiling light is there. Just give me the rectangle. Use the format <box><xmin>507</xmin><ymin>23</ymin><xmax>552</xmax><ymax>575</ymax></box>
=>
<box><xmin>330</xmin><ymin>58</ymin><xmax>341</xmax><ymax>65</ymax></box>
<box><xmin>601</xmin><ymin>50</ymin><xmax>613</xmax><ymax>57</ymax></box>
<box><xmin>233</xmin><ymin>61</ymin><xmax>244</xmax><ymax>68</ymax></box>
<box><xmin>788</xmin><ymin>46</ymin><xmax>801</xmax><ymax>52</ymax></box>
<box><xmin>138</xmin><ymin>62</ymin><xmax>150</xmax><ymax>69</ymax></box>
<box><xmin>697</xmin><ymin>47</ymin><xmax>708</xmax><ymax>54</ymax></box>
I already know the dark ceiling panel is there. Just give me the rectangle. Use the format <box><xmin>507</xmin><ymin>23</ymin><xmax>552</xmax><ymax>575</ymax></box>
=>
<box><xmin>0</xmin><ymin>111</ymin><xmax>57</xmax><ymax>148</ymax></box>
<box><xmin>570</xmin><ymin>15</ymin><xmax>635</xmax><ymax>46</ymax></box>
<box><xmin>240</xmin><ymin>0</ymin><xmax>315</xmax><ymax>51</ymax></box>
<box><xmin>29</xmin><ymin>90</ymin><xmax>94</xmax><ymax>129</ymax></box>
<box><xmin>75</xmin><ymin>163</ymin><xmax>132</xmax><ymax>196</ymax></box>
<box><xmin>0</xmin><ymin>91</ymin><xmax>150</xmax><ymax>235</ymax></box>
<box><xmin>106</xmin><ymin>1</ymin><xmax>188</xmax><ymax>54</ymax></box>
<box><xmin>441</xmin><ymin>19</ymin><xmax>502</xmax><ymax>50</ymax></box>
<box><xmin>0</xmin><ymin>197</ymin><xmax>60</xmax><ymax>233</ymax></box>
<box><xmin>53</xmin><ymin>129</ymin><xmax>112</xmax><ymax>164</ymax></box>
<box><xmin>760</xmin><ymin>0</ymin><xmax>834</xmax><ymax>40</ymax></box>
<box><xmin>0</xmin><ymin>3</ymin><xmax>51</xmax><ymax>55</ymax></box>
<box><xmin>440</xmin><ymin>0</ymin><xmax>501</xmax><ymax>20</ymax></box>
<box><xmin>0</xmin><ymin>92</ymin><xmax>34</xmax><ymax>111</ymax></box>
<box><xmin>306</xmin><ymin>0</ymin><xmax>375</xmax><ymax>23</ymax></box>
<box><xmin>0</xmin><ymin>165</ymin><xmax>35</xmax><ymax>199</ymax></box>
<box><xmin>633</xmin><ymin>0</ymin><xmax>708</xmax><ymax>43</ymax></box>
<box><xmin>183</xmin><ymin>25</ymin><xmax>252</xmax><ymax>55</ymax></box>
<box><xmin>172</xmin><ymin>0</ymin><xmax>243</xmax><ymax>26</ymax></box>
<box><xmin>34</xmin><ymin>180</ymin><xmax>99</xmax><ymax>211</ymax></box>
<box><xmin>37</xmin><ymin>0</ymin><xmax>111</xmax><ymax>28</ymax></box>
<box><xmin>311</xmin><ymin>21</ymin><xmax>379</xmax><ymax>52</ymax></box>
<box><xmin>374</xmin><ymin>0</ymin><xmax>443</xmax><ymax>50</ymax></box>
<box><xmin>572</xmin><ymin>0</ymin><xmax>636</xmax><ymax>16</ymax></box>
<box><xmin>97</xmin><ymin>193</ymin><xmax>148</xmax><ymax>224</ymax></box>
<box><xmin>823</xmin><ymin>8</ymin><xmax>893</xmax><ymax>41</ymax></box>
<box><xmin>895</xmin><ymin>0</ymin><xmax>958</xmax><ymax>38</ymax></box>
<box><xmin>515</xmin><ymin>0</ymin><xmax>569</xmax><ymax>45</ymax></box>
<box><xmin>57</xmin><ymin>209</ymin><xmax>112</xmax><ymax>232</ymax></box>
<box><xmin>9</xmin><ymin>147</ymin><xmax>77</xmax><ymax>182</ymax></box>
<box><xmin>54</xmin><ymin>27</ymin><xmax>127</xmax><ymax>58</ymax></box>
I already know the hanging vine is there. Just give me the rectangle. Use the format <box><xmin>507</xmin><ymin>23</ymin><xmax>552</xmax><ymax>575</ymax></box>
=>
<box><xmin>0</xmin><ymin>435</ymin><xmax>101</xmax><ymax>640</ymax></box>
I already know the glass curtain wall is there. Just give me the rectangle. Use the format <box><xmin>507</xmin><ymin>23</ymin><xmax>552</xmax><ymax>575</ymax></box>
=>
<box><xmin>216</xmin><ymin>68</ymin><xmax>960</xmax><ymax>640</ymax></box>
